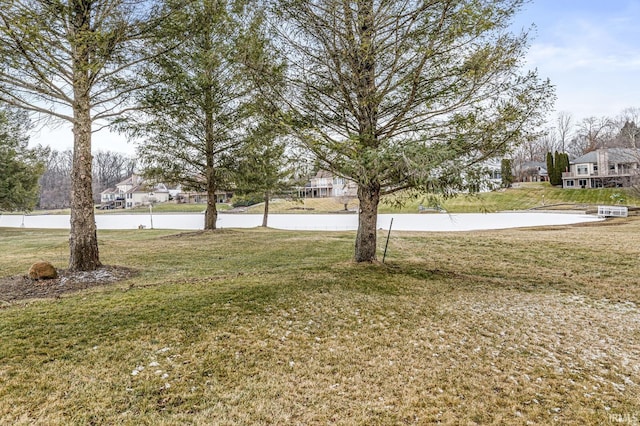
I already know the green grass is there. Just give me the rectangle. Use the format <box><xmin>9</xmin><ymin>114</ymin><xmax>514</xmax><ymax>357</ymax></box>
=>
<box><xmin>12</xmin><ymin>184</ymin><xmax>639</xmax><ymax>216</ymax></box>
<box><xmin>1</xmin><ymin>221</ymin><xmax>640</xmax><ymax>424</ymax></box>
<box><xmin>378</xmin><ymin>183</ymin><xmax>640</xmax><ymax>213</ymax></box>
<box><xmin>1</xmin><ymin>203</ymin><xmax>230</xmax><ymax>215</ymax></box>
<box><xmin>99</xmin><ymin>203</ymin><xmax>231</xmax><ymax>214</ymax></box>
<box><xmin>243</xmin><ymin>184</ymin><xmax>640</xmax><ymax>214</ymax></box>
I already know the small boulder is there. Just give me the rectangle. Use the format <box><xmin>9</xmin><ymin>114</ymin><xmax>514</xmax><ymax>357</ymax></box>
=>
<box><xmin>28</xmin><ymin>261</ymin><xmax>58</xmax><ymax>280</ymax></box>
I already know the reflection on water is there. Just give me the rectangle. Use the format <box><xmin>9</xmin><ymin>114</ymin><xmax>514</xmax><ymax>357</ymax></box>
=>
<box><xmin>0</xmin><ymin>212</ymin><xmax>602</xmax><ymax>232</ymax></box>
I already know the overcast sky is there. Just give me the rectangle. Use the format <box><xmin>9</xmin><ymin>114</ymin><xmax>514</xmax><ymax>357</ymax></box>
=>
<box><xmin>512</xmin><ymin>0</ymin><xmax>640</xmax><ymax>119</ymax></box>
<box><xmin>28</xmin><ymin>0</ymin><xmax>640</xmax><ymax>155</ymax></box>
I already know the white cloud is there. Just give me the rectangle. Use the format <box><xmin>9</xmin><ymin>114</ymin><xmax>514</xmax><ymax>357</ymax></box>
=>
<box><xmin>520</xmin><ymin>4</ymin><xmax>640</xmax><ymax>120</ymax></box>
<box><xmin>527</xmin><ymin>42</ymin><xmax>640</xmax><ymax>73</ymax></box>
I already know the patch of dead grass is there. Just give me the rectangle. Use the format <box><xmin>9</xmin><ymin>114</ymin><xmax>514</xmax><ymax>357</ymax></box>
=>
<box><xmin>1</xmin><ymin>219</ymin><xmax>640</xmax><ymax>424</ymax></box>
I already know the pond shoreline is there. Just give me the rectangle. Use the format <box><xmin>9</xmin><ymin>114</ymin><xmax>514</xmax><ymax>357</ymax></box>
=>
<box><xmin>0</xmin><ymin>212</ymin><xmax>603</xmax><ymax>232</ymax></box>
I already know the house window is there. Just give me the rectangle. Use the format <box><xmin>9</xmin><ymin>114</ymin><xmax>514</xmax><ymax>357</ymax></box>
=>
<box><xmin>578</xmin><ymin>179</ymin><xmax>587</xmax><ymax>188</ymax></box>
<box><xmin>577</xmin><ymin>165</ymin><xmax>588</xmax><ymax>175</ymax></box>
<box><xmin>565</xmin><ymin>180</ymin><xmax>574</xmax><ymax>187</ymax></box>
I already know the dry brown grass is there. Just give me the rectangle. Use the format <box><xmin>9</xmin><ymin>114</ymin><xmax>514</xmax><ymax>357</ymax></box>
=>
<box><xmin>1</xmin><ymin>219</ymin><xmax>639</xmax><ymax>424</ymax></box>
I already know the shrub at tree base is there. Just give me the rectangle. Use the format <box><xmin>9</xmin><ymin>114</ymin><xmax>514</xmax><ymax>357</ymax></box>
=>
<box><xmin>232</xmin><ymin>194</ymin><xmax>263</xmax><ymax>208</ymax></box>
<box><xmin>28</xmin><ymin>262</ymin><xmax>58</xmax><ymax>280</ymax></box>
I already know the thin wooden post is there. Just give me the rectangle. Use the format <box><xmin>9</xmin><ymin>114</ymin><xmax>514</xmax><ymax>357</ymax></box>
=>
<box><xmin>382</xmin><ymin>217</ymin><xmax>393</xmax><ymax>263</ymax></box>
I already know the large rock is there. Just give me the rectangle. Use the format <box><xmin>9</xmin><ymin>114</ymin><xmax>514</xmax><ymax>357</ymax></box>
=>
<box><xmin>28</xmin><ymin>261</ymin><xmax>58</xmax><ymax>280</ymax></box>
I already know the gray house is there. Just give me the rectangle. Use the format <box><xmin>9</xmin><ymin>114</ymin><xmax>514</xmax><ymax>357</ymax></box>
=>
<box><xmin>515</xmin><ymin>161</ymin><xmax>548</xmax><ymax>183</ymax></box>
<box><xmin>562</xmin><ymin>148</ymin><xmax>640</xmax><ymax>189</ymax></box>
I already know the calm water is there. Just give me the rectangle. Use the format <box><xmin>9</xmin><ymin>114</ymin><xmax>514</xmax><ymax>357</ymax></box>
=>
<box><xmin>0</xmin><ymin>212</ymin><xmax>602</xmax><ymax>232</ymax></box>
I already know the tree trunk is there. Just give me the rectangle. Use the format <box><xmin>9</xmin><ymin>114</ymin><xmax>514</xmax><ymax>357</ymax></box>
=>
<box><xmin>262</xmin><ymin>191</ymin><xmax>269</xmax><ymax>227</ymax></box>
<box><xmin>68</xmin><ymin>0</ymin><xmax>101</xmax><ymax>271</ymax></box>
<box><xmin>205</xmin><ymin>181</ymin><xmax>218</xmax><ymax>230</ymax></box>
<box><xmin>203</xmin><ymin>64</ymin><xmax>217</xmax><ymax>230</ymax></box>
<box><xmin>69</xmin><ymin>99</ymin><xmax>101</xmax><ymax>271</ymax></box>
<box><xmin>354</xmin><ymin>182</ymin><xmax>380</xmax><ymax>262</ymax></box>
<box><xmin>353</xmin><ymin>1</ymin><xmax>379</xmax><ymax>263</ymax></box>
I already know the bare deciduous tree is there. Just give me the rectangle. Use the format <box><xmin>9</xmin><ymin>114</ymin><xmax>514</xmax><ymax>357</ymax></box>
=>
<box><xmin>616</xmin><ymin>107</ymin><xmax>640</xmax><ymax>148</ymax></box>
<box><xmin>568</xmin><ymin>116</ymin><xmax>615</xmax><ymax>156</ymax></box>
<box><xmin>539</xmin><ymin>127</ymin><xmax>561</xmax><ymax>159</ymax></box>
<box><xmin>39</xmin><ymin>149</ymin><xmax>73</xmax><ymax>210</ymax></box>
<box><xmin>92</xmin><ymin>150</ymin><xmax>136</xmax><ymax>203</ymax></box>
<box><xmin>556</xmin><ymin>111</ymin><xmax>573</xmax><ymax>153</ymax></box>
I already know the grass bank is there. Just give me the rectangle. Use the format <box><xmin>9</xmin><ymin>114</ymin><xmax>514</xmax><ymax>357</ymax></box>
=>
<box><xmin>1</xmin><ymin>220</ymin><xmax>639</xmax><ymax>424</ymax></box>
<box><xmin>120</xmin><ymin>203</ymin><xmax>232</xmax><ymax>214</ymax></box>
<box><xmin>244</xmin><ymin>183</ymin><xmax>640</xmax><ymax>214</ymax></box>
<box><xmin>14</xmin><ymin>184</ymin><xmax>640</xmax><ymax>216</ymax></box>
<box><xmin>378</xmin><ymin>183</ymin><xmax>640</xmax><ymax>213</ymax></box>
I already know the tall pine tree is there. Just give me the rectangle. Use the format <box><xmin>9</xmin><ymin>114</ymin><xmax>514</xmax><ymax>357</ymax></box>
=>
<box><xmin>0</xmin><ymin>108</ymin><xmax>43</xmax><ymax>211</ymax></box>
<box><xmin>268</xmin><ymin>0</ymin><xmax>554</xmax><ymax>262</ymax></box>
<box><xmin>120</xmin><ymin>0</ymin><xmax>275</xmax><ymax>230</ymax></box>
<box><xmin>1</xmin><ymin>0</ymin><xmax>163</xmax><ymax>270</ymax></box>
<box><xmin>546</xmin><ymin>151</ymin><xmax>569</xmax><ymax>186</ymax></box>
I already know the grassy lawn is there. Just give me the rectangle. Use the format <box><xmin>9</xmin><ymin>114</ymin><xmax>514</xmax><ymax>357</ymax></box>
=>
<box><xmin>8</xmin><ymin>203</ymin><xmax>230</xmax><ymax>216</ymax></box>
<box><xmin>247</xmin><ymin>184</ymin><xmax>640</xmax><ymax>214</ymax></box>
<box><xmin>100</xmin><ymin>203</ymin><xmax>232</xmax><ymax>214</ymax></box>
<box><xmin>378</xmin><ymin>183</ymin><xmax>640</xmax><ymax>213</ymax></box>
<box><xmin>14</xmin><ymin>184</ymin><xmax>640</xmax><ymax>216</ymax></box>
<box><xmin>1</xmin><ymin>220</ymin><xmax>640</xmax><ymax>424</ymax></box>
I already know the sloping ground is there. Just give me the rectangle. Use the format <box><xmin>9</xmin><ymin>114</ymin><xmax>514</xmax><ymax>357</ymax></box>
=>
<box><xmin>3</xmin><ymin>265</ymin><xmax>636</xmax><ymax>424</ymax></box>
<box><xmin>1</xmin><ymin>220</ymin><xmax>639</xmax><ymax>424</ymax></box>
<box><xmin>429</xmin><ymin>291</ymin><xmax>640</xmax><ymax>423</ymax></box>
<box><xmin>380</xmin><ymin>183</ymin><xmax>640</xmax><ymax>213</ymax></box>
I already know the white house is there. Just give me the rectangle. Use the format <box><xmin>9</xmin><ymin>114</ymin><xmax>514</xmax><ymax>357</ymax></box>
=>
<box><xmin>123</xmin><ymin>183</ymin><xmax>170</xmax><ymax>209</ymax></box>
<box><xmin>299</xmin><ymin>161</ymin><xmax>506</xmax><ymax>198</ymax></box>
<box><xmin>99</xmin><ymin>174</ymin><xmax>170</xmax><ymax>209</ymax></box>
<box><xmin>99</xmin><ymin>174</ymin><xmax>145</xmax><ymax>208</ymax></box>
<box><xmin>300</xmin><ymin>170</ymin><xmax>358</xmax><ymax>198</ymax></box>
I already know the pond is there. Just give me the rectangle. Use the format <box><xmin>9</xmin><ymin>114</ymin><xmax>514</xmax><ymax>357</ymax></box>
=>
<box><xmin>0</xmin><ymin>212</ymin><xmax>602</xmax><ymax>232</ymax></box>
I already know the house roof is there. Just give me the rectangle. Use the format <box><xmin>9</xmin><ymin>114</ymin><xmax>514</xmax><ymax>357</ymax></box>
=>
<box><xmin>313</xmin><ymin>169</ymin><xmax>333</xmax><ymax>179</ymax></box>
<box><xmin>116</xmin><ymin>174</ymin><xmax>144</xmax><ymax>187</ymax></box>
<box><xmin>572</xmin><ymin>148</ymin><xmax>640</xmax><ymax>164</ymax></box>
<box><xmin>571</xmin><ymin>152</ymin><xmax>597</xmax><ymax>164</ymax></box>
<box><xmin>116</xmin><ymin>177</ymin><xmax>133</xmax><ymax>186</ymax></box>
<box><xmin>518</xmin><ymin>161</ymin><xmax>547</xmax><ymax>174</ymax></box>
<box><xmin>125</xmin><ymin>183</ymin><xmax>169</xmax><ymax>195</ymax></box>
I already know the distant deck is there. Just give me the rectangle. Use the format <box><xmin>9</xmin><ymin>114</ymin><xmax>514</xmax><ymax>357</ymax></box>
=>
<box><xmin>597</xmin><ymin>206</ymin><xmax>628</xmax><ymax>218</ymax></box>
